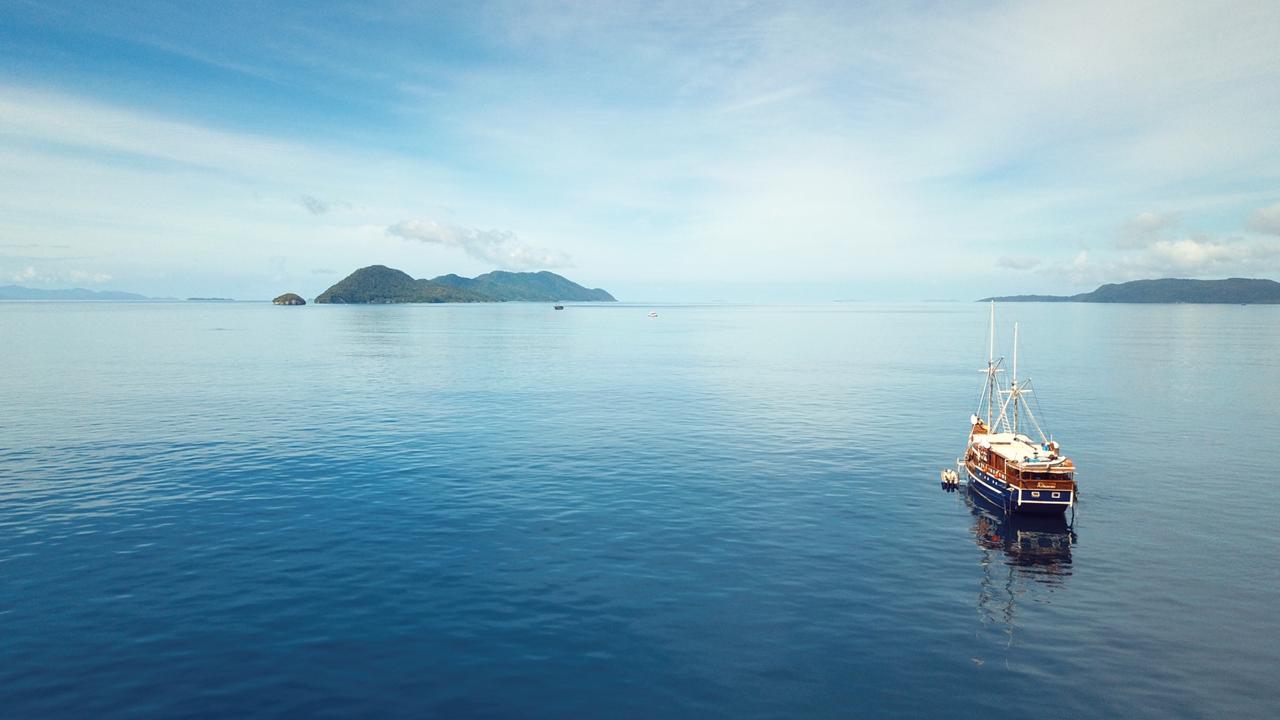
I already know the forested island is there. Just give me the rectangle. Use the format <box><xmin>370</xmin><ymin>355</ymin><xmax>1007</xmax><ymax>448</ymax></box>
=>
<box><xmin>981</xmin><ymin>278</ymin><xmax>1280</xmax><ymax>304</ymax></box>
<box><xmin>314</xmin><ymin>265</ymin><xmax>616</xmax><ymax>304</ymax></box>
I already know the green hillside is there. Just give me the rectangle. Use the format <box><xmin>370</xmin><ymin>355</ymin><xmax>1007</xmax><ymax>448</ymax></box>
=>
<box><xmin>315</xmin><ymin>265</ymin><xmax>616</xmax><ymax>304</ymax></box>
<box><xmin>981</xmin><ymin>278</ymin><xmax>1280</xmax><ymax>304</ymax></box>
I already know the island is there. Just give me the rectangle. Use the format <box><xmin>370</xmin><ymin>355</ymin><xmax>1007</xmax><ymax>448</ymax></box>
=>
<box><xmin>0</xmin><ymin>285</ymin><xmax>149</xmax><ymax>301</ymax></box>
<box><xmin>314</xmin><ymin>265</ymin><xmax>616</xmax><ymax>304</ymax></box>
<box><xmin>981</xmin><ymin>278</ymin><xmax>1280</xmax><ymax>304</ymax></box>
<box><xmin>272</xmin><ymin>293</ymin><xmax>306</xmax><ymax>305</ymax></box>
<box><xmin>188</xmin><ymin>297</ymin><xmax>236</xmax><ymax>303</ymax></box>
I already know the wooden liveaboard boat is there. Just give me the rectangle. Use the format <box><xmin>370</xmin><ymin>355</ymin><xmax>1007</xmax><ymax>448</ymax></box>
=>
<box><xmin>962</xmin><ymin>303</ymin><xmax>1077</xmax><ymax>515</ymax></box>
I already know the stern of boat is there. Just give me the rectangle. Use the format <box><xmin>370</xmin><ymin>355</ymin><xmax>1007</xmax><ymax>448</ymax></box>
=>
<box><xmin>964</xmin><ymin>460</ymin><xmax>1074</xmax><ymax>515</ymax></box>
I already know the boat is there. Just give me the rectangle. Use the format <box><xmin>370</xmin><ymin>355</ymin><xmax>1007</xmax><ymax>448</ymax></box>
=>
<box><xmin>960</xmin><ymin>303</ymin><xmax>1077</xmax><ymax>515</ymax></box>
<box><xmin>554</xmin><ymin>305</ymin><xmax>564</xmax><ymax>310</ymax></box>
<box><xmin>648</xmin><ymin>311</ymin><xmax>658</xmax><ymax>317</ymax></box>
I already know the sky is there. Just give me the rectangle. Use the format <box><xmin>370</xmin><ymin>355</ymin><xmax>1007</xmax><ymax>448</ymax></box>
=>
<box><xmin>1</xmin><ymin>0</ymin><xmax>1279</xmax><ymax>301</ymax></box>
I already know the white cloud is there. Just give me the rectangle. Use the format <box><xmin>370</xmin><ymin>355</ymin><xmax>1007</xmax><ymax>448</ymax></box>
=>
<box><xmin>1062</xmin><ymin>235</ymin><xmax>1280</xmax><ymax>286</ymax></box>
<box><xmin>1146</xmin><ymin>236</ymin><xmax>1280</xmax><ymax>273</ymax></box>
<box><xmin>386</xmin><ymin>219</ymin><xmax>572</xmax><ymax>270</ymax></box>
<box><xmin>1248</xmin><ymin>201</ymin><xmax>1280</xmax><ymax>236</ymax></box>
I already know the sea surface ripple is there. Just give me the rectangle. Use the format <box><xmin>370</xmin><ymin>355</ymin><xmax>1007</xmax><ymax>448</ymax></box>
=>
<box><xmin>1</xmin><ymin>301</ymin><xmax>1277</xmax><ymax>718</ymax></box>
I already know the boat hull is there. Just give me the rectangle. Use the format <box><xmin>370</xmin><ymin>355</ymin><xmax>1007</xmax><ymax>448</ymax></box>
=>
<box><xmin>965</xmin><ymin>464</ymin><xmax>1072</xmax><ymax>515</ymax></box>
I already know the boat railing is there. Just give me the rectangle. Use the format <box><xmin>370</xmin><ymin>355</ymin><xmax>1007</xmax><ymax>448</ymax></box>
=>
<box><xmin>971</xmin><ymin>458</ymin><xmax>1074</xmax><ymax>488</ymax></box>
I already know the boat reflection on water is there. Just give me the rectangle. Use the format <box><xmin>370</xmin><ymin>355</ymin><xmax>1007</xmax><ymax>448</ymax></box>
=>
<box><xmin>970</xmin><ymin>488</ymin><xmax>1075</xmax><ymax>573</ymax></box>
<box><xmin>967</xmin><ymin>487</ymin><xmax>1076</xmax><ymax>643</ymax></box>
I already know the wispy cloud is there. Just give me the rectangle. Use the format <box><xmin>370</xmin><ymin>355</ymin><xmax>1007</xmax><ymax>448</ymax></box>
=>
<box><xmin>996</xmin><ymin>255</ymin><xmax>1042</xmax><ymax>271</ymax></box>
<box><xmin>299</xmin><ymin>194</ymin><xmax>351</xmax><ymax>215</ymax></box>
<box><xmin>69</xmin><ymin>269</ymin><xmax>113</xmax><ymax>284</ymax></box>
<box><xmin>3</xmin><ymin>1</ymin><xmax>1280</xmax><ymax>299</ymax></box>
<box><xmin>1248</xmin><ymin>201</ymin><xmax>1280</xmax><ymax>236</ymax></box>
<box><xmin>4</xmin><ymin>265</ymin><xmax>113</xmax><ymax>286</ymax></box>
<box><xmin>386</xmin><ymin>219</ymin><xmax>572</xmax><ymax>270</ymax></box>
<box><xmin>0</xmin><ymin>242</ymin><xmax>72</xmax><ymax>250</ymax></box>
<box><xmin>1117</xmin><ymin>211</ymin><xmax>1179</xmax><ymax>249</ymax></box>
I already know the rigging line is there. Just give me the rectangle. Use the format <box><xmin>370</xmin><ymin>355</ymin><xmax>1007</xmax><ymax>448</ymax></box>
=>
<box><xmin>1018</xmin><ymin>389</ymin><xmax>1049</xmax><ymax>443</ymax></box>
<box><xmin>993</xmin><ymin>382</ymin><xmax>1018</xmax><ymax>433</ymax></box>
<box><xmin>975</xmin><ymin>361</ymin><xmax>998</xmax><ymax>415</ymax></box>
<box><xmin>974</xmin><ymin>370</ymin><xmax>988</xmax><ymax>416</ymax></box>
<box><xmin>1029</xmin><ymin>379</ymin><xmax>1052</xmax><ymax>437</ymax></box>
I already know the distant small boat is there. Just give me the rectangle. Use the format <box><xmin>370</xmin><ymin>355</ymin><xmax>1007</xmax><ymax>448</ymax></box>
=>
<box><xmin>961</xmin><ymin>302</ymin><xmax>1077</xmax><ymax>515</ymax></box>
<box><xmin>554</xmin><ymin>305</ymin><xmax>564</xmax><ymax>310</ymax></box>
<box><xmin>648</xmin><ymin>311</ymin><xmax>658</xmax><ymax>317</ymax></box>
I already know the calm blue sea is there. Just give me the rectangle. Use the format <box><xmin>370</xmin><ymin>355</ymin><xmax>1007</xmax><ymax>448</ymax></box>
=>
<box><xmin>2</xmin><ymin>301</ymin><xmax>1278</xmax><ymax>718</ymax></box>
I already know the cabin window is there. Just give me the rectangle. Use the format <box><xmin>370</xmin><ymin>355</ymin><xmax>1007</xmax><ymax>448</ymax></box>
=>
<box><xmin>1030</xmin><ymin>491</ymin><xmax>1040</xmax><ymax>498</ymax></box>
<box><xmin>1052</xmin><ymin>492</ymin><xmax>1061</xmax><ymax>499</ymax></box>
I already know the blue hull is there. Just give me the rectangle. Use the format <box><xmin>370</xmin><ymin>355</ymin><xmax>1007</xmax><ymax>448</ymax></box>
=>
<box><xmin>966</xmin><ymin>465</ymin><xmax>1072</xmax><ymax>515</ymax></box>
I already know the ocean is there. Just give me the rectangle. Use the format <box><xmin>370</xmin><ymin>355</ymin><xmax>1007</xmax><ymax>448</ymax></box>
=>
<box><xmin>2</xmin><ymin>301</ymin><xmax>1277</xmax><ymax>718</ymax></box>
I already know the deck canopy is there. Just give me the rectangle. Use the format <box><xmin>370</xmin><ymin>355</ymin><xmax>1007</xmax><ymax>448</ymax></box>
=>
<box><xmin>980</xmin><ymin>432</ymin><xmax>1067</xmax><ymax>467</ymax></box>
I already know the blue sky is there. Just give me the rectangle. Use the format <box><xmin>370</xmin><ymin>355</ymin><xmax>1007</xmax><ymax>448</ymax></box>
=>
<box><xmin>2</xmin><ymin>0</ymin><xmax>1279</xmax><ymax>300</ymax></box>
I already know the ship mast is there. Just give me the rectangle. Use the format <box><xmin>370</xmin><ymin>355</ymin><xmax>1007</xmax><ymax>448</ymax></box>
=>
<box><xmin>1012</xmin><ymin>322</ymin><xmax>1019</xmax><ymax>433</ymax></box>
<box><xmin>993</xmin><ymin>320</ymin><xmax>1051</xmax><ymax>442</ymax></box>
<box><xmin>985</xmin><ymin>301</ymin><xmax>997</xmax><ymax>427</ymax></box>
<box><xmin>976</xmin><ymin>302</ymin><xmax>1007</xmax><ymax>433</ymax></box>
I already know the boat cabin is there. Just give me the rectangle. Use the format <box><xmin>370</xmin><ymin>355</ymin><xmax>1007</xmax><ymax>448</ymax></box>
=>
<box><xmin>969</xmin><ymin>431</ymin><xmax>1074</xmax><ymax>490</ymax></box>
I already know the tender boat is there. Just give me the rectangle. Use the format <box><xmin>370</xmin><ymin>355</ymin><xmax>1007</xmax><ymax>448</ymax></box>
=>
<box><xmin>961</xmin><ymin>303</ymin><xmax>1077</xmax><ymax>515</ymax></box>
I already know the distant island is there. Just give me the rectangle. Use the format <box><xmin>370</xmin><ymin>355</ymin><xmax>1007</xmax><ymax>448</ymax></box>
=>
<box><xmin>315</xmin><ymin>265</ymin><xmax>616</xmax><ymax>304</ymax></box>
<box><xmin>981</xmin><ymin>278</ymin><xmax>1280</xmax><ymax>304</ymax></box>
<box><xmin>273</xmin><ymin>293</ymin><xmax>306</xmax><ymax>305</ymax></box>
<box><xmin>0</xmin><ymin>285</ymin><xmax>149</xmax><ymax>301</ymax></box>
<box><xmin>187</xmin><ymin>297</ymin><xmax>235</xmax><ymax>303</ymax></box>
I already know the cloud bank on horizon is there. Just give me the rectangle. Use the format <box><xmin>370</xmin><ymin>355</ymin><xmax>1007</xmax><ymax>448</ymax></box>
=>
<box><xmin>0</xmin><ymin>0</ymin><xmax>1278</xmax><ymax>299</ymax></box>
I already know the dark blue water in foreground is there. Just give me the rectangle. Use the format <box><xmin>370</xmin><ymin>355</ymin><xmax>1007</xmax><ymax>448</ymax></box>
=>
<box><xmin>2</xmin><ymin>301</ymin><xmax>1278</xmax><ymax>718</ymax></box>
